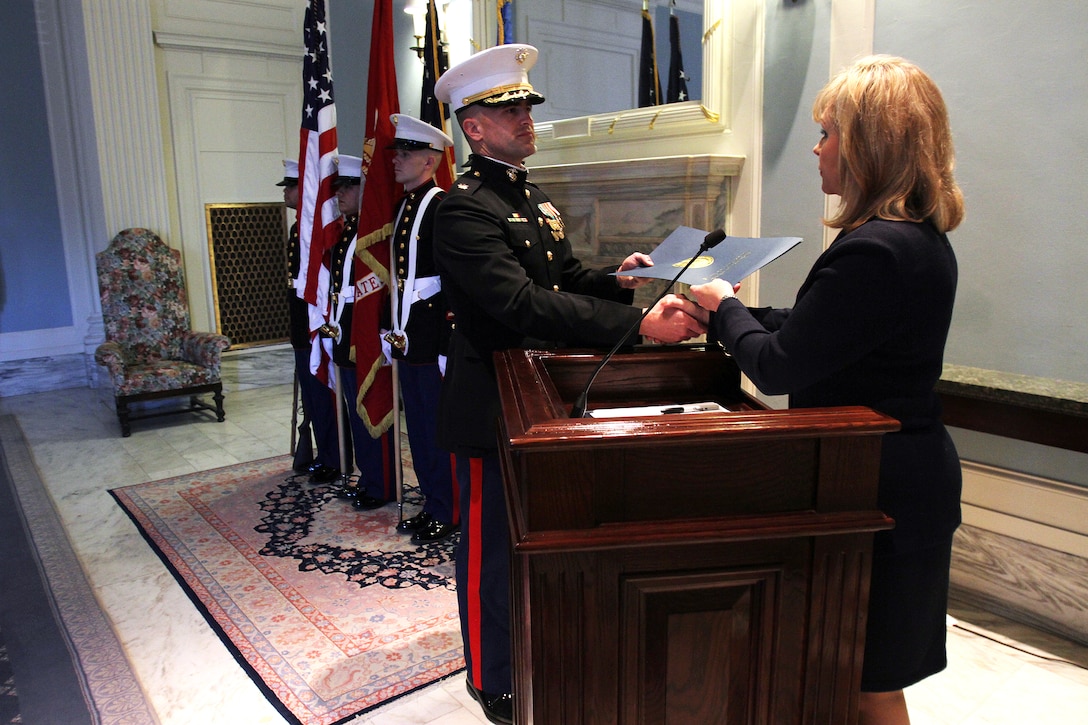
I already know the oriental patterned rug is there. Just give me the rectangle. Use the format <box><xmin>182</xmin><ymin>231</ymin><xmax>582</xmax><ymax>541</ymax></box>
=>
<box><xmin>110</xmin><ymin>455</ymin><xmax>464</xmax><ymax>725</ymax></box>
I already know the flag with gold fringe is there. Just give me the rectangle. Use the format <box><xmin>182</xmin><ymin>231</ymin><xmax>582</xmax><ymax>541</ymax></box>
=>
<box><xmin>666</xmin><ymin>9</ymin><xmax>689</xmax><ymax>103</ymax></box>
<box><xmin>421</xmin><ymin>0</ymin><xmax>455</xmax><ymax>189</ymax></box>
<box><xmin>638</xmin><ymin>5</ymin><xmax>661</xmax><ymax>107</ymax></box>
<box><xmin>351</xmin><ymin>0</ymin><xmax>398</xmax><ymax>437</ymax></box>
<box><xmin>498</xmin><ymin>0</ymin><xmax>514</xmax><ymax>44</ymax></box>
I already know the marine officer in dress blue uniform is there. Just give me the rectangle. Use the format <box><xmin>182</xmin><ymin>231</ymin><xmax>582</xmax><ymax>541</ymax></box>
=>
<box><xmin>383</xmin><ymin>114</ymin><xmax>458</xmax><ymax>545</ymax></box>
<box><xmin>433</xmin><ymin>44</ymin><xmax>706</xmax><ymax>724</ymax></box>
<box><xmin>329</xmin><ymin>155</ymin><xmax>395</xmax><ymax>510</ymax></box>
<box><xmin>280</xmin><ymin>159</ymin><xmax>342</xmax><ymax>482</ymax></box>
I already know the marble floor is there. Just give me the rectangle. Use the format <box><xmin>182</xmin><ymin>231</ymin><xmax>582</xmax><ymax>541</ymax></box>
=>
<box><xmin>2</xmin><ymin>344</ymin><xmax>1087</xmax><ymax>724</ymax></box>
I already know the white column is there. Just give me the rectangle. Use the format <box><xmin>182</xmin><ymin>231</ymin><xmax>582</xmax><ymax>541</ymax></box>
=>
<box><xmin>80</xmin><ymin>0</ymin><xmax>172</xmax><ymax>238</ymax></box>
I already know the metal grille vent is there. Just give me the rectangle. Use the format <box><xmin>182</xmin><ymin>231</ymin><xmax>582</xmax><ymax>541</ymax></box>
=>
<box><xmin>206</xmin><ymin>202</ymin><xmax>290</xmax><ymax>348</ymax></box>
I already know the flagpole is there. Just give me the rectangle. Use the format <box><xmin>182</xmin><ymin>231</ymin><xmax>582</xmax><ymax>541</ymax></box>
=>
<box><xmin>332</xmin><ymin>361</ymin><xmax>349</xmax><ymax>485</ymax></box>
<box><xmin>391</xmin><ymin>357</ymin><xmax>404</xmax><ymax>523</ymax></box>
<box><xmin>389</xmin><ymin>228</ymin><xmax>405</xmax><ymax>523</ymax></box>
<box><xmin>290</xmin><ymin>372</ymin><xmax>299</xmax><ymax>456</ymax></box>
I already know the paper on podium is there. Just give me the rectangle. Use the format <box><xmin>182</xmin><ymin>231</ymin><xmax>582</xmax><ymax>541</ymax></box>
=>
<box><xmin>615</xmin><ymin>226</ymin><xmax>802</xmax><ymax>286</ymax></box>
<box><xmin>587</xmin><ymin>401</ymin><xmax>731</xmax><ymax>418</ymax></box>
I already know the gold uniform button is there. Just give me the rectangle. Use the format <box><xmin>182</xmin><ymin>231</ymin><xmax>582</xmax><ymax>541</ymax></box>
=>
<box><xmin>538</xmin><ymin>217</ymin><xmax>544</xmax><ymax>226</ymax></box>
<box><xmin>546</xmin><ymin>251</ymin><xmax>554</xmax><ymax>261</ymax></box>
<box><xmin>552</xmin><ymin>284</ymin><xmax>560</xmax><ymax>292</ymax></box>
<box><xmin>524</xmin><ymin>240</ymin><xmax>531</xmax><ymax>247</ymax></box>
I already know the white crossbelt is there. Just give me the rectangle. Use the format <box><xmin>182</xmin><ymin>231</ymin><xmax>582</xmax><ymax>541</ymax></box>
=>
<box><xmin>331</xmin><ymin>238</ymin><xmax>357</xmax><ymax>330</ymax></box>
<box><xmin>389</xmin><ymin>187</ymin><xmax>443</xmax><ymax>356</ymax></box>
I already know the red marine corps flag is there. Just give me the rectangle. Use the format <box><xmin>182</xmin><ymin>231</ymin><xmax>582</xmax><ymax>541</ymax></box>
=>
<box><xmin>294</xmin><ymin>0</ymin><xmax>340</xmax><ymax>386</ymax></box>
<box><xmin>351</xmin><ymin>0</ymin><xmax>399</xmax><ymax>436</ymax></box>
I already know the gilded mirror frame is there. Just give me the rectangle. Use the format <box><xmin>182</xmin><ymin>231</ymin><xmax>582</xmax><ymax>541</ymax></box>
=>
<box><xmin>469</xmin><ymin>0</ymin><xmax>729</xmax><ymax>152</ymax></box>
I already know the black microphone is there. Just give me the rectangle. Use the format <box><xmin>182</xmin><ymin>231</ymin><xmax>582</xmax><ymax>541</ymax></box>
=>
<box><xmin>570</xmin><ymin>228</ymin><xmax>727</xmax><ymax>418</ymax></box>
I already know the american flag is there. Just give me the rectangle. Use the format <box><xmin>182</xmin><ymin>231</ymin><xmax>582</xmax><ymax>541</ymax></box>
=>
<box><xmin>294</xmin><ymin>0</ymin><xmax>339</xmax><ymax>385</ymax></box>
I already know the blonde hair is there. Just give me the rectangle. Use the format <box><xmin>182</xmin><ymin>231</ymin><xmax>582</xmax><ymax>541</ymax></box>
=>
<box><xmin>813</xmin><ymin>55</ymin><xmax>965</xmax><ymax>233</ymax></box>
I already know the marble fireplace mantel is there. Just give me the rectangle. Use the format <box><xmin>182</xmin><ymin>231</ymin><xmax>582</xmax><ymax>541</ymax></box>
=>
<box><xmin>527</xmin><ymin>154</ymin><xmax>745</xmax><ymax>269</ymax></box>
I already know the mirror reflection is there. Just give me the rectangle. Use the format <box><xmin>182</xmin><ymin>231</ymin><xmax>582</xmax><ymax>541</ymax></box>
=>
<box><xmin>509</xmin><ymin>0</ymin><xmax>703</xmax><ymax>122</ymax></box>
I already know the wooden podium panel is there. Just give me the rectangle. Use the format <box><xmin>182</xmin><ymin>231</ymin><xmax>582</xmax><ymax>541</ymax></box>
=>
<box><xmin>495</xmin><ymin>347</ymin><xmax>898</xmax><ymax>724</ymax></box>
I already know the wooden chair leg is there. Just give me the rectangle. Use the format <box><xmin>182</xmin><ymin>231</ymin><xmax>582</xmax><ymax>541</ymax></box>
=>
<box><xmin>117</xmin><ymin>398</ymin><xmax>132</xmax><ymax>437</ymax></box>
<box><xmin>213</xmin><ymin>387</ymin><xmax>226</xmax><ymax>422</ymax></box>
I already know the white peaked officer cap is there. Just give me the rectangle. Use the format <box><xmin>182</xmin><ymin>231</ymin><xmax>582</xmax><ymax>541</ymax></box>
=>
<box><xmin>276</xmin><ymin>159</ymin><xmax>299</xmax><ymax>186</ymax></box>
<box><xmin>389</xmin><ymin>114</ymin><xmax>454</xmax><ymax>151</ymax></box>
<box><xmin>434</xmin><ymin>44</ymin><xmax>545</xmax><ymax>114</ymax></box>
<box><xmin>333</xmin><ymin>154</ymin><xmax>363</xmax><ymax>187</ymax></box>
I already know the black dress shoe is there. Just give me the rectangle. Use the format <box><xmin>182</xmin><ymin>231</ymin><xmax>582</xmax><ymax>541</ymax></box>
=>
<box><xmin>396</xmin><ymin>511</ymin><xmax>433</xmax><ymax>533</ymax></box>
<box><xmin>411</xmin><ymin>518</ymin><xmax>457</xmax><ymax>544</ymax></box>
<box><xmin>333</xmin><ymin>484</ymin><xmax>359</xmax><ymax>500</ymax></box>
<box><xmin>466</xmin><ymin>680</ymin><xmax>513</xmax><ymax>725</ymax></box>
<box><xmin>308</xmin><ymin>465</ymin><xmax>340</xmax><ymax>484</ymax></box>
<box><xmin>351</xmin><ymin>493</ymin><xmax>386</xmax><ymax>510</ymax></box>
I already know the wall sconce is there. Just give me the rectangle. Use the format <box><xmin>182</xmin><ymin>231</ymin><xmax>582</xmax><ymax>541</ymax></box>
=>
<box><xmin>404</xmin><ymin>0</ymin><xmax>428</xmax><ymax>60</ymax></box>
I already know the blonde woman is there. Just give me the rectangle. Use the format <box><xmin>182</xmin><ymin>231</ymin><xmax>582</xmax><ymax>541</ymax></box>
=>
<box><xmin>690</xmin><ymin>55</ymin><xmax>966</xmax><ymax>724</ymax></box>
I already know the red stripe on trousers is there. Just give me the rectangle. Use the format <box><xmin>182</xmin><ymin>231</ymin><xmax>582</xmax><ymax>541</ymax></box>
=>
<box><xmin>467</xmin><ymin>456</ymin><xmax>483</xmax><ymax>687</ymax></box>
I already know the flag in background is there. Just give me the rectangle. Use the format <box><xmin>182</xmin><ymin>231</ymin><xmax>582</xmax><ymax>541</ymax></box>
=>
<box><xmin>295</xmin><ymin>0</ymin><xmax>340</xmax><ymax>386</ymax></box>
<box><xmin>638</xmin><ymin>7</ymin><xmax>661</xmax><ymax>107</ymax></box>
<box><xmin>666</xmin><ymin>10</ymin><xmax>689</xmax><ymax>103</ymax></box>
<box><xmin>421</xmin><ymin>0</ymin><xmax>455</xmax><ymax>189</ymax></box>
<box><xmin>351</xmin><ymin>0</ymin><xmax>399</xmax><ymax>437</ymax></box>
<box><xmin>498</xmin><ymin>0</ymin><xmax>514</xmax><ymax>44</ymax></box>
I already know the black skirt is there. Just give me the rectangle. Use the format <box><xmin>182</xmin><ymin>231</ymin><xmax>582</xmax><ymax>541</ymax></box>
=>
<box><xmin>860</xmin><ymin>533</ymin><xmax>955</xmax><ymax>692</ymax></box>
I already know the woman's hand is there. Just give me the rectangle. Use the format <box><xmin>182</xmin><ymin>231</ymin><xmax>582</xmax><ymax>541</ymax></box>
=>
<box><xmin>615</xmin><ymin>251</ymin><xmax>655</xmax><ymax>289</ymax></box>
<box><xmin>688</xmin><ymin>279</ymin><xmax>741</xmax><ymax>312</ymax></box>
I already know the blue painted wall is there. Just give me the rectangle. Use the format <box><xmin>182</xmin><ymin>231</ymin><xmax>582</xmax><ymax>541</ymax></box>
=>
<box><xmin>0</xmin><ymin>0</ymin><xmax>70</xmax><ymax>333</ymax></box>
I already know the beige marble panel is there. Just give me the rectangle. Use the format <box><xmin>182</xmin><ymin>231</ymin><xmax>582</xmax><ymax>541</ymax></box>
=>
<box><xmin>530</xmin><ymin>154</ymin><xmax>740</xmax><ymax>272</ymax></box>
<box><xmin>952</xmin><ymin>524</ymin><xmax>1088</xmax><ymax>646</ymax></box>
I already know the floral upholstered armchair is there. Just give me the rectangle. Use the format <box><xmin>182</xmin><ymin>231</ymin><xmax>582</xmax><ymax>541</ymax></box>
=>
<box><xmin>95</xmin><ymin>228</ymin><xmax>231</xmax><ymax>436</ymax></box>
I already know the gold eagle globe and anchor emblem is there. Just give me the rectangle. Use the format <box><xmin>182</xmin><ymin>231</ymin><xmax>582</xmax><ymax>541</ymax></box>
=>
<box><xmin>673</xmin><ymin>255</ymin><xmax>715</xmax><ymax>269</ymax></box>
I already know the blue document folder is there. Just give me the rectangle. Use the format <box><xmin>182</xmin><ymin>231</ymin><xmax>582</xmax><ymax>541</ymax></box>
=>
<box><xmin>616</xmin><ymin>226</ymin><xmax>802</xmax><ymax>286</ymax></box>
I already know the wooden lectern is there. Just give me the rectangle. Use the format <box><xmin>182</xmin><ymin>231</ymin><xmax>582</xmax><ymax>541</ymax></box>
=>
<box><xmin>494</xmin><ymin>347</ymin><xmax>898</xmax><ymax>724</ymax></box>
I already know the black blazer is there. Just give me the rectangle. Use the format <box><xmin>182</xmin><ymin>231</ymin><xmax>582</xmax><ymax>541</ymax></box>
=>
<box><xmin>711</xmin><ymin>219</ymin><xmax>962</xmax><ymax>551</ymax></box>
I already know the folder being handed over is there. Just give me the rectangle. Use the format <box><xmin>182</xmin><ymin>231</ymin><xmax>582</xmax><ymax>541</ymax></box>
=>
<box><xmin>615</xmin><ymin>226</ymin><xmax>802</xmax><ymax>286</ymax></box>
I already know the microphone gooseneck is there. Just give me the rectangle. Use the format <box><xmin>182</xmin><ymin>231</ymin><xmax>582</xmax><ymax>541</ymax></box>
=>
<box><xmin>569</xmin><ymin>229</ymin><xmax>726</xmax><ymax>418</ymax></box>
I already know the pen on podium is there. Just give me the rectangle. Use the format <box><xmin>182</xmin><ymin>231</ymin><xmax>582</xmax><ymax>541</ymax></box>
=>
<box><xmin>659</xmin><ymin>403</ymin><xmax>719</xmax><ymax>414</ymax></box>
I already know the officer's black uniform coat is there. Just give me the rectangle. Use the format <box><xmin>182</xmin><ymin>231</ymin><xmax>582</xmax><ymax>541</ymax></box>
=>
<box><xmin>286</xmin><ymin>221</ymin><xmax>310</xmax><ymax>349</ymax></box>
<box><xmin>433</xmin><ymin>154</ymin><xmax>640</xmax><ymax>454</ymax></box>
<box><xmin>330</xmin><ymin>214</ymin><xmax>358</xmax><ymax>367</ymax></box>
<box><xmin>389</xmin><ymin>180</ymin><xmax>451</xmax><ymax>364</ymax></box>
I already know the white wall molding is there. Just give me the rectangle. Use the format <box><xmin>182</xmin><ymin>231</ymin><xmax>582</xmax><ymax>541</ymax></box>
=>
<box><xmin>960</xmin><ymin>460</ymin><xmax>1088</xmax><ymax>558</ymax></box>
<box><xmin>952</xmin><ymin>460</ymin><xmax>1088</xmax><ymax>642</ymax></box>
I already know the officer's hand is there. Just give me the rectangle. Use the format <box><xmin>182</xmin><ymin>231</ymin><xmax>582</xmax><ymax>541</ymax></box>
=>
<box><xmin>615</xmin><ymin>251</ymin><xmax>654</xmax><ymax>289</ymax></box>
<box><xmin>638</xmin><ymin>294</ymin><xmax>707</xmax><ymax>343</ymax></box>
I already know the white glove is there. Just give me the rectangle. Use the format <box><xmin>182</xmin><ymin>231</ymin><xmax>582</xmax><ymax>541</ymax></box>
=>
<box><xmin>379</xmin><ymin>331</ymin><xmax>393</xmax><ymax>365</ymax></box>
<box><xmin>438</xmin><ymin>354</ymin><xmax>447</xmax><ymax>377</ymax></box>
